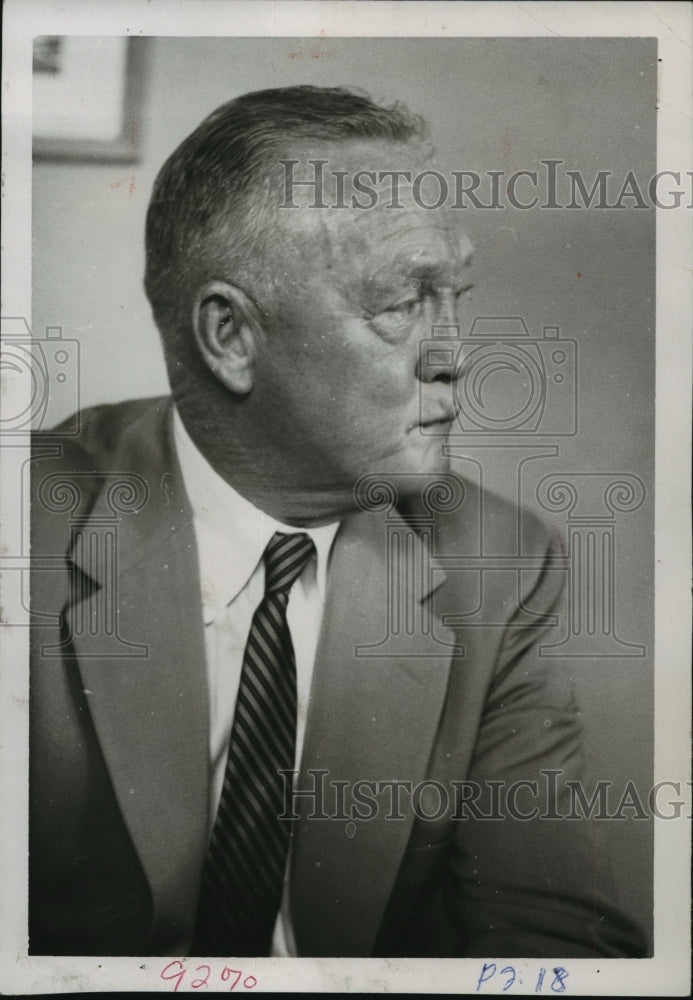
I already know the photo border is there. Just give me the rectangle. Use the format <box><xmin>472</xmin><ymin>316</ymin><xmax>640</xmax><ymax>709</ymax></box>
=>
<box><xmin>1</xmin><ymin>1</ymin><xmax>690</xmax><ymax>995</ymax></box>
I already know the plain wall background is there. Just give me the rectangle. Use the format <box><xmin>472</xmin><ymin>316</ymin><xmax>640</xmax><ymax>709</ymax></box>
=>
<box><xmin>33</xmin><ymin>36</ymin><xmax>656</xmax><ymax>944</ymax></box>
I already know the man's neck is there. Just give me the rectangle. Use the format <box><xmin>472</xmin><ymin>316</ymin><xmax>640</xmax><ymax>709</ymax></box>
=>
<box><xmin>174</xmin><ymin>397</ymin><xmax>355</xmax><ymax>527</ymax></box>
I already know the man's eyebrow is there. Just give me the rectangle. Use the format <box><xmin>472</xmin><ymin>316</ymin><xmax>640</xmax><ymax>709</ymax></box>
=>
<box><xmin>369</xmin><ymin>257</ymin><xmax>472</xmax><ymax>290</ymax></box>
<box><xmin>389</xmin><ymin>235</ymin><xmax>474</xmax><ymax>273</ymax></box>
<box><xmin>406</xmin><ymin>260</ymin><xmax>471</xmax><ymax>283</ymax></box>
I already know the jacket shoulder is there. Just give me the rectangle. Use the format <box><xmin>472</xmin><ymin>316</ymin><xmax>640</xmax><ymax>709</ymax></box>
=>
<box><xmin>422</xmin><ymin>474</ymin><xmax>559</xmax><ymax>560</ymax></box>
<box><xmin>30</xmin><ymin>397</ymin><xmax>172</xmax><ymax>558</ymax></box>
<box><xmin>32</xmin><ymin>396</ymin><xmax>171</xmax><ymax>474</ymax></box>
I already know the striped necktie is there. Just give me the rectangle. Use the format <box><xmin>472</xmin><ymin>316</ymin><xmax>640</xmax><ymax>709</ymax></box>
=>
<box><xmin>190</xmin><ymin>531</ymin><xmax>315</xmax><ymax>956</ymax></box>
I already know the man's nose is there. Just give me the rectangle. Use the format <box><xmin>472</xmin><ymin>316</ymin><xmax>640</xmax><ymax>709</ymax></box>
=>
<box><xmin>415</xmin><ymin>291</ymin><xmax>465</xmax><ymax>383</ymax></box>
<box><xmin>416</xmin><ymin>326</ymin><xmax>463</xmax><ymax>384</ymax></box>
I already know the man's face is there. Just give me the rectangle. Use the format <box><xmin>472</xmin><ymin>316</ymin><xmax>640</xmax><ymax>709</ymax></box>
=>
<box><xmin>249</xmin><ymin>140</ymin><xmax>474</xmax><ymax>497</ymax></box>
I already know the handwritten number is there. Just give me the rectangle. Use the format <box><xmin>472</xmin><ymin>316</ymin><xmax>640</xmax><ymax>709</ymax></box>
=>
<box><xmin>551</xmin><ymin>967</ymin><xmax>569</xmax><ymax>993</ymax></box>
<box><xmin>475</xmin><ymin>962</ymin><xmax>568</xmax><ymax>994</ymax></box>
<box><xmin>161</xmin><ymin>960</ymin><xmax>186</xmax><ymax>992</ymax></box>
<box><xmin>500</xmin><ymin>966</ymin><xmax>516</xmax><ymax>992</ymax></box>
<box><xmin>160</xmin><ymin>963</ymin><xmax>258</xmax><ymax>993</ymax></box>
<box><xmin>221</xmin><ymin>967</ymin><xmax>242</xmax><ymax>991</ymax></box>
<box><xmin>191</xmin><ymin>964</ymin><xmax>211</xmax><ymax>989</ymax></box>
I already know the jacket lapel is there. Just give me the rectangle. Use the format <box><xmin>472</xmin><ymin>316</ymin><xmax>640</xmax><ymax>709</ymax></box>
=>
<box><xmin>291</xmin><ymin>507</ymin><xmax>458</xmax><ymax>956</ymax></box>
<box><xmin>66</xmin><ymin>402</ymin><xmax>209</xmax><ymax>947</ymax></box>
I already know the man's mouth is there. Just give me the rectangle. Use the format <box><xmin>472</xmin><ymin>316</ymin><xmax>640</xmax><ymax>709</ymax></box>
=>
<box><xmin>412</xmin><ymin>409</ymin><xmax>460</xmax><ymax>431</ymax></box>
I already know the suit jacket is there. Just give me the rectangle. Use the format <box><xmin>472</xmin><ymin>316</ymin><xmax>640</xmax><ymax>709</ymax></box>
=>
<box><xmin>29</xmin><ymin>397</ymin><xmax>647</xmax><ymax>957</ymax></box>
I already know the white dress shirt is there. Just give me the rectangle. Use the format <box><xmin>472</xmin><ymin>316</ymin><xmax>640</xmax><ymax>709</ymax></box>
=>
<box><xmin>172</xmin><ymin>407</ymin><xmax>340</xmax><ymax>956</ymax></box>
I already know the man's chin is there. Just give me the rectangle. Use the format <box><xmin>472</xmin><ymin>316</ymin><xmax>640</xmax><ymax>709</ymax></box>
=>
<box><xmin>354</xmin><ymin>447</ymin><xmax>452</xmax><ymax>502</ymax></box>
<box><xmin>412</xmin><ymin>435</ymin><xmax>453</xmax><ymax>476</ymax></box>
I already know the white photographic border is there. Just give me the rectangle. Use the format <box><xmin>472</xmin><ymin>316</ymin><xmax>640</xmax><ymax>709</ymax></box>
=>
<box><xmin>1</xmin><ymin>1</ymin><xmax>690</xmax><ymax>994</ymax></box>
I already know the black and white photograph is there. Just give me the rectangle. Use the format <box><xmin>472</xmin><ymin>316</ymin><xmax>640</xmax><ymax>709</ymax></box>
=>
<box><xmin>1</xmin><ymin>1</ymin><xmax>690</xmax><ymax>995</ymax></box>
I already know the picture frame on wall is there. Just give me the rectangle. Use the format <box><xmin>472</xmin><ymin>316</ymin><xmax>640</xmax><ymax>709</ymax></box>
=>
<box><xmin>32</xmin><ymin>36</ymin><xmax>148</xmax><ymax>163</ymax></box>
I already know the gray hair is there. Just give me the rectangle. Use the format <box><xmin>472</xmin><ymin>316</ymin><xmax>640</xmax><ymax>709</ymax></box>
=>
<box><xmin>143</xmin><ymin>85</ymin><xmax>427</xmax><ymax>368</ymax></box>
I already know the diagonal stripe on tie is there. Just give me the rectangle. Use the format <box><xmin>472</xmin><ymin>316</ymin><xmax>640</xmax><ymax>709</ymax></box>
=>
<box><xmin>243</xmin><ymin>637</ymin><xmax>296</xmax><ymax>720</ymax></box>
<box><xmin>190</xmin><ymin>531</ymin><xmax>315</xmax><ymax>957</ymax></box>
<box><xmin>230</xmin><ymin>695</ymin><xmax>291</xmax><ymax>778</ymax></box>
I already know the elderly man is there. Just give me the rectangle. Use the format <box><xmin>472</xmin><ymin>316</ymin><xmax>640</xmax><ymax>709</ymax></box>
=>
<box><xmin>29</xmin><ymin>85</ymin><xmax>646</xmax><ymax>958</ymax></box>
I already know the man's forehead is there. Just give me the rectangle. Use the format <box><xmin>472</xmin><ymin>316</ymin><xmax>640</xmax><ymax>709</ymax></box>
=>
<box><xmin>264</xmin><ymin>135</ymin><xmax>473</xmax><ymax>299</ymax></box>
<box><xmin>294</xmin><ymin>197</ymin><xmax>473</xmax><ymax>274</ymax></box>
<box><xmin>351</xmin><ymin>208</ymin><xmax>472</xmax><ymax>260</ymax></box>
<box><xmin>276</xmin><ymin>136</ymin><xmax>438</xmax><ymax>213</ymax></box>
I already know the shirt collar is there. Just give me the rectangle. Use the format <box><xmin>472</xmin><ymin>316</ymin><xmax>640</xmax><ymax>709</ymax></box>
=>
<box><xmin>172</xmin><ymin>406</ymin><xmax>340</xmax><ymax>622</ymax></box>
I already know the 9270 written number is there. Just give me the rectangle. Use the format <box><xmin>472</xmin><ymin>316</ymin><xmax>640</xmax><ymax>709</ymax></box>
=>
<box><xmin>160</xmin><ymin>960</ymin><xmax>257</xmax><ymax>992</ymax></box>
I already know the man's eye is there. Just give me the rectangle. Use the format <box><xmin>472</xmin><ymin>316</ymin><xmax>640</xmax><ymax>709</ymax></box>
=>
<box><xmin>384</xmin><ymin>297</ymin><xmax>422</xmax><ymax>317</ymax></box>
<box><xmin>368</xmin><ymin>297</ymin><xmax>423</xmax><ymax>338</ymax></box>
<box><xmin>380</xmin><ymin>291</ymin><xmax>426</xmax><ymax>321</ymax></box>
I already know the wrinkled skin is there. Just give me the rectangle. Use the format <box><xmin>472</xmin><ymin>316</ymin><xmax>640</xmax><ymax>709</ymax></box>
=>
<box><xmin>187</xmin><ymin>139</ymin><xmax>475</xmax><ymax>525</ymax></box>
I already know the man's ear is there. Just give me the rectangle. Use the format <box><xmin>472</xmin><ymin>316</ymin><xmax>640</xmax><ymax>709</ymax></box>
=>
<box><xmin>192</xmin><ymin>280</ymin><xmax>264</xmax><ymax>395</ymax></box>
